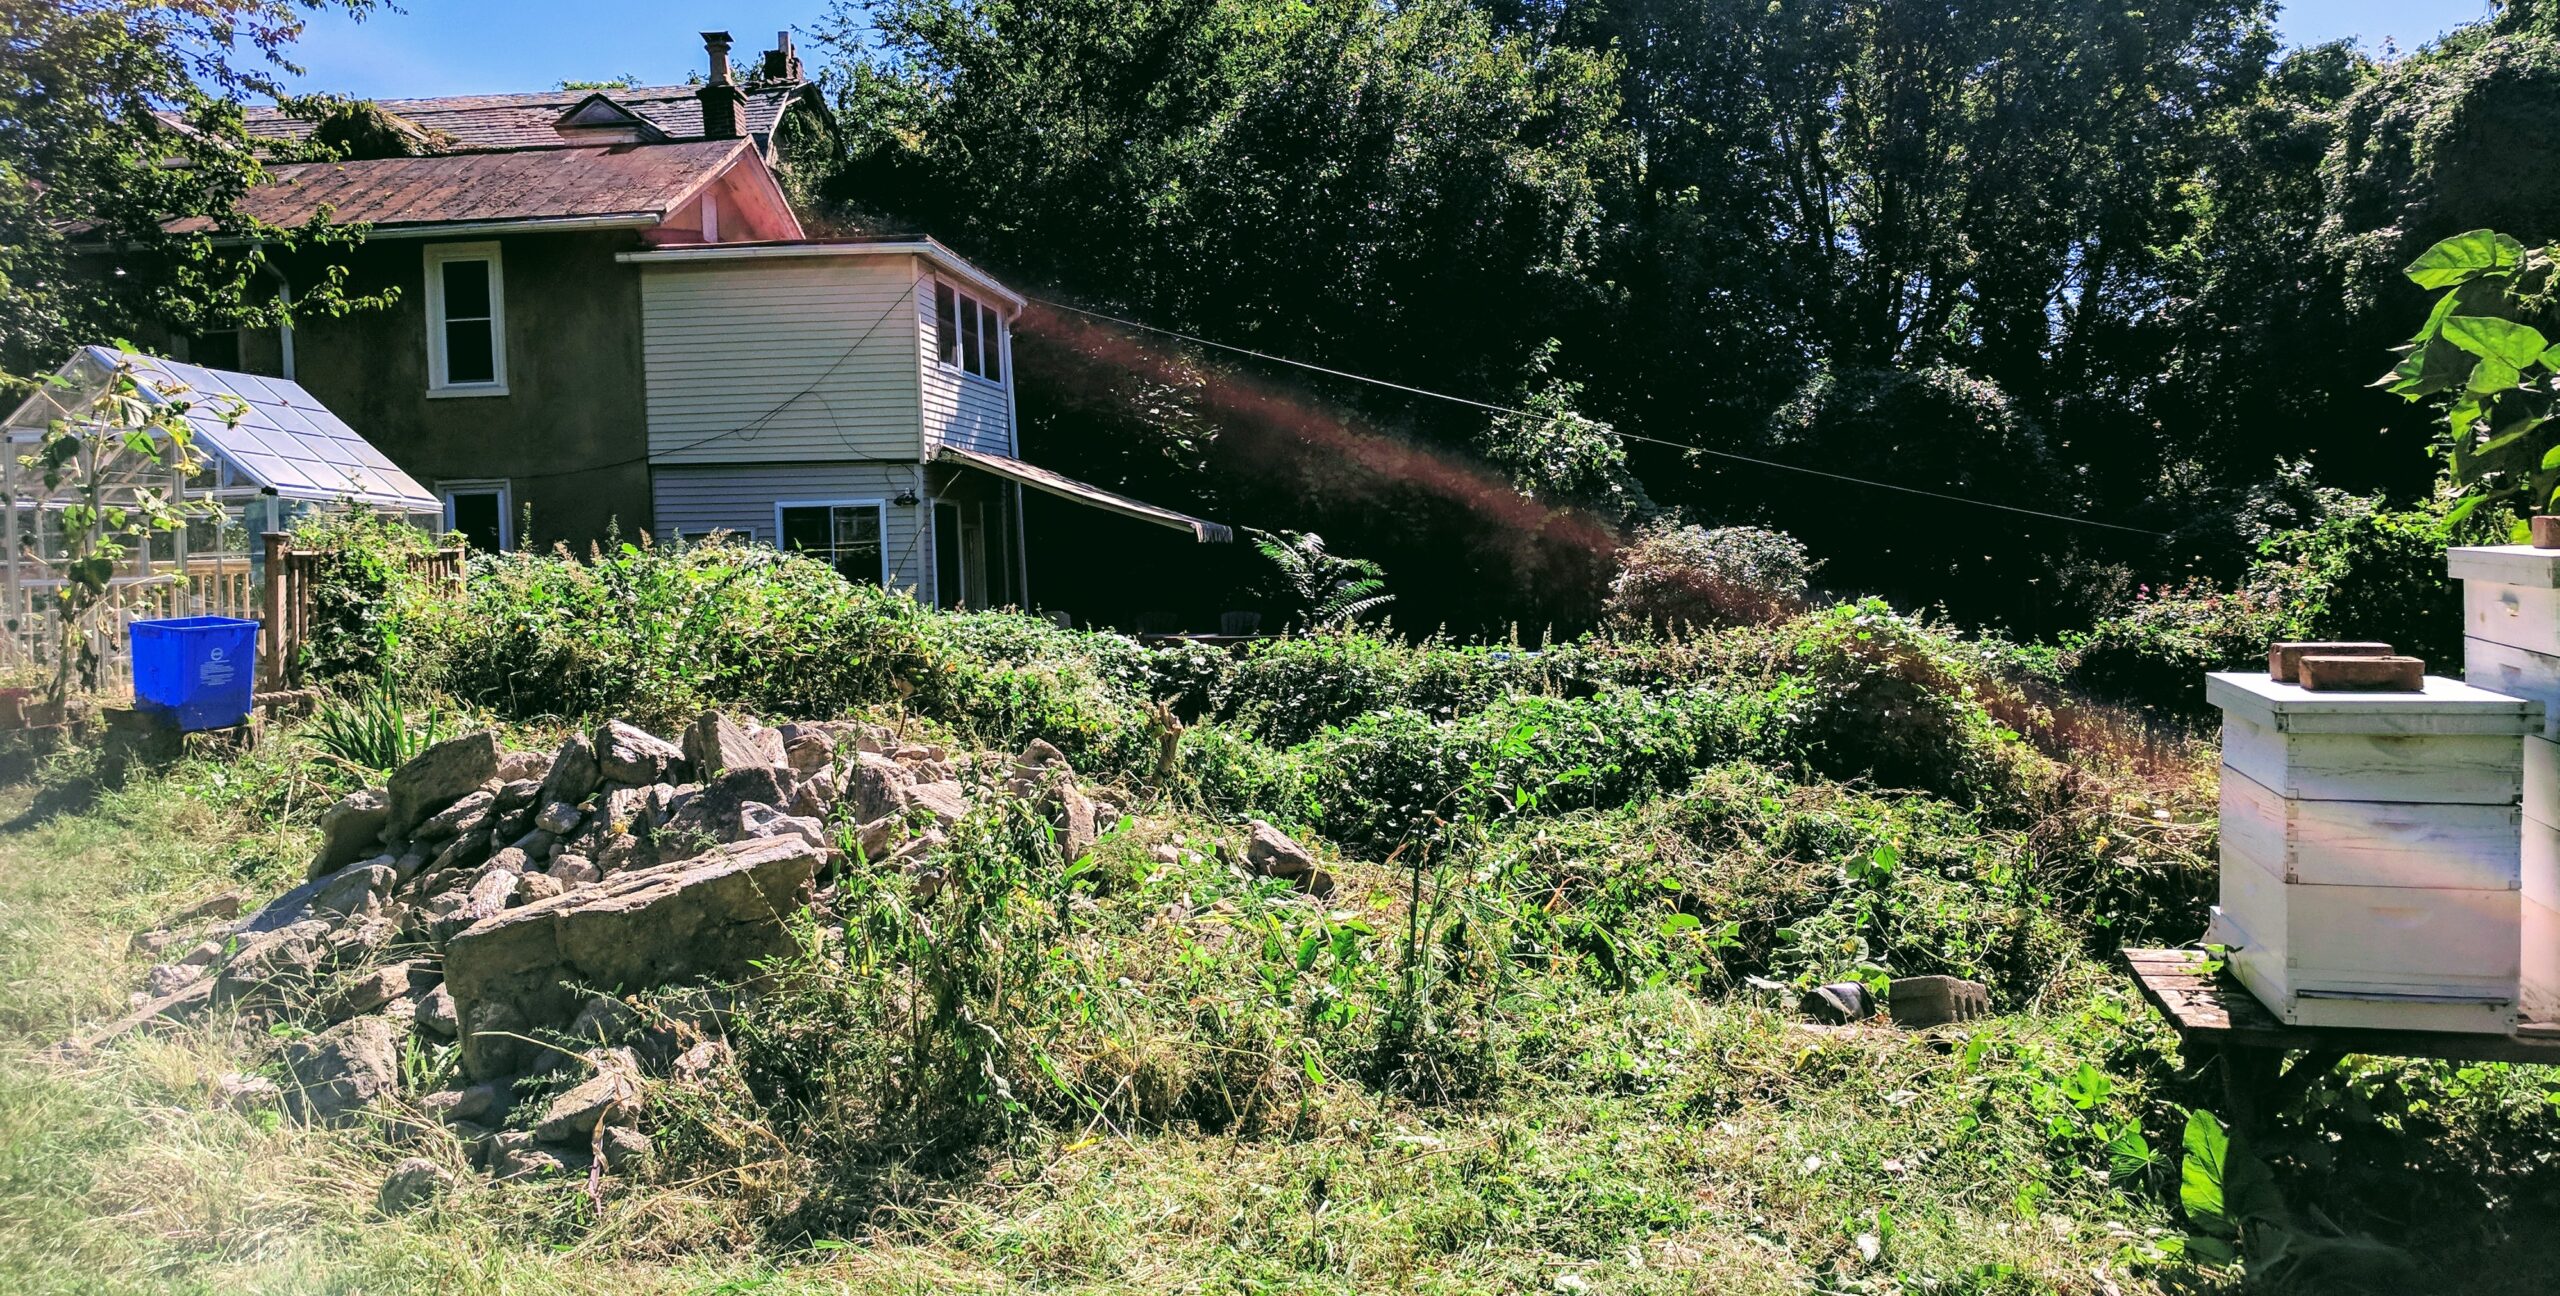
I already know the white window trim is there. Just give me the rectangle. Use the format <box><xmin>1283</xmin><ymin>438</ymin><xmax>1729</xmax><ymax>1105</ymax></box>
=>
<box><xmin>425</xmin><ymin>241</ymin><xmax>509</xmax><ymax>397</ymax></box>
<box><xmin>930</xmin><ymin>278</ymin><xmax>1007</xmax><ymax>388</ymax></box>
<box><xmin>774</xmin><ymin>498</ymin><xmax>888</xmax><ymax>584</ymax></box>
<box><xmin>438</xmin><ymin>478</ymin><xmax>513</xmax><ymax>551</ymax></box>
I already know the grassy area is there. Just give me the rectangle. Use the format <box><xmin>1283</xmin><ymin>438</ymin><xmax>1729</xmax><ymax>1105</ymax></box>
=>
<box><xmin>0</xmin><ymin>533</ymin><xmax>2555</xmax><ymax>1293</ymax></box>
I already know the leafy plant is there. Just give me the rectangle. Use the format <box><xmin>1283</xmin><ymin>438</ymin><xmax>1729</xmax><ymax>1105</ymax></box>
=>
<box><xmin>2379</xmin><ymin>228</ymin><xmax>2560</xmax><ymax>534</ymax></box>
<box><xmin>1250</xmin><ymin>529</ymin><xmax>1394</xmax><ymax>630</ymax></box>
<box><xmin>306</xmin><ymin>675</ymin><xmax>445</xmax><ymax>771</ymax></box>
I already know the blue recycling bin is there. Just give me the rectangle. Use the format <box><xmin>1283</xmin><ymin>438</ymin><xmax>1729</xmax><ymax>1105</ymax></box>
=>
<box><xmin>130</xmin><ymin>616</ymin><xmax>261</xmax><ymax>731</ymax></box>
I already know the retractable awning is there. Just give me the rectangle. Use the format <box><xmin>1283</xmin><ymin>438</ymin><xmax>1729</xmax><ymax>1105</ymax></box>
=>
<box><xmin>933</xmin><ymin>445</ymin><xmax>1232</xmax><ymax>543</ymax></box>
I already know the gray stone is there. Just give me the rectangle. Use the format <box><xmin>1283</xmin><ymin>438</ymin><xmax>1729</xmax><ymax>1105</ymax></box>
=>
<box><xmin>415</xmin><ymin>788</ymin><xmax>496</xmax><ymax>842</ymax></box>
<box><xmin>1799</xmin><ymin>982</ymin><xmax>1874</xmax><ymax>1025</ymax></box>
<box><xmin>498</xmin><ymin>747</ymin><xmax>553</xmax><ymax>783</ymax></box>
<box><xmin>682</xmin><ymin>710</ymin><xmax>787</xmax><ymax>778</ymax></box>
<box><xmin>537</xmin><ymin>732</ymin><xmax>603</xmax><ymax>809</ymax></box>
<box><xmin>385</xmin><ymin>730</ymin><xmax>502</xmax><ymax>840</ymax></box>
<box><xmin>169</xmin><ymin>890</ymin><xmax>246</xmax><ymax>925</ymax></box>
<box><xmin>214</xmin><ymin>1071</ymin><xmax>280</xmax><ymax>1112</ymax></box>
<box><xmin>427</xmin><ymin>826</ymin><xmax>494</xmax><ymax>878</ymax></box>
<box><xmin>481</xmin><ymin>846</ymin><xmax>532</xmax><ymax>878</ymax></box>
<box><xmin>848</xmin><ymin>751</ymin><xmax>916</xmax><ymax>821</ymax></box>
<box><xmin>281</xmin><ymin>1013</ymin><xmax>404</xmax><ymax>1124</ymax></box>
<box><xmin>310</xmin><ymin>790</ymin><xmax>390</xmax><ymax>878</ymax></box>
<box><xmin>669</xmin><ymin>1038</ymin><xmax>730</xmax><ymax>1085</ymax></box>
<box><xmin>180</xmin><ymin>938</ymin><xmax>225</xmax><ymax>968</ymax></box>
<box><xmin>377</xmin><ymin>1156</ymin><xmax>453</xmax><ymax>1216</ymax></box>
<box><xmin>738</xmin><ymin>802</ymin><xmax>826</xmax><ymax>848</ymax></box>
<box><xmin>787</xmin><ymin>767</ymin><xmax>839</xmax><ymax>820</ymax></box>
<box><xmin>487</xmin><ymin>1133</ymin><xmax>575</xmax><ymax>1181</ymax></box>
<box><xmin>534</xmin><ymin>800</ymin><xmax>583</xmax><ymax>836</ymax></box>
<box><xmin>907</xmin><ymin>780</ymin><xmax>970</xmax><ymax>826</ymax></box>
<box><xmin>1245</xmin><ymin>821</ymin><xmax>1316</xmax><ymax>879</ymax></box>
<box><xmin>495</xmin><ymin>778</ymin><xmax>542</xmax><ymax>811</ymax></box>
<box><xmin>517</xmin><ymin>872</ymin><xmax>564</xmax><ymax>904</ymax></box>
<box><xmin>548</xmin><ymin>854</ymin><xmax>599</xmax><ymax>886</ymax></box>
<box><xmin>213</xmin><ymin>919</ymin><xmax>334</xmax><ymax>1006</ymax></box>
<box><xmin>596</xmin><ymin>720</ymin><xmax>685</xmax><ymax>786</ymax></box>
<box><xmin>443</xmin><ymin>836</ymin><xmax>821</xmax><ymax>1080</ymax></box>
<box><xmin>783</xmin><ymin>728</ymin><xmax>836</xmax><ymax>774</ymax></box>
<box><xmin>597</xmin><ymin>1126</ymin><xmax>652</xmax><ymax>1174</ymax></box>
<box><xmin>319</xmin><ymin>959</ymin><xmax>434</xmax><ymax>1023</ymax></box>
<box><xmin>146</xmin><ymin>961</ymin><xmax>203</xmax><ymax>998</ymax></box>
<box><xmin>312</xmin><ymin>861</ymin><xmax>398</xmax><ymax>920</ymax></box>
<box><xmin>534</xmin><ymin>1047</ymin><xmax>641</xmax><ymax>1142</ymax></box>
<box><xmin>420</xmin><ymin>1082</ymin><xmax>504</xmax><ymax>1126</ymax></box>
<box><xmin>416</xmin><ymin>982</ymin><xmax>459</xmax><ymax>1038</ymax></box>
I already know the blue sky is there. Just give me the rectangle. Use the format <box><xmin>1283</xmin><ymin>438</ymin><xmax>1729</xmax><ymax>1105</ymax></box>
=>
<box><xmin>275</xmin><ymin>0</ymin><xmax>2503</xmax><ymax>100</ymax></box>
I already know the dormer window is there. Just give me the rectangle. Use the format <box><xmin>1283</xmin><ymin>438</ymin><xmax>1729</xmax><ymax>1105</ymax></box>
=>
<box><xmin>933</xmin><ymin>280</ymin><xmax>1004</xmax><ymax>383</ymax></box>
<box><xmin>551</xmin><ymin>93</ymin><xmax>669</xmax><ymax>145</ymax></box>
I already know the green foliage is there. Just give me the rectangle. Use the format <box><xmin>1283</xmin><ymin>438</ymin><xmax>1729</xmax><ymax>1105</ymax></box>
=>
<box><xmin>2380</xmin><ymin>228</ymin><xmax>2560</xmax><ymax>531</ymax></box>
<box><xmin>1605</xmin><ymin>520</ymin><xmax>1818</xmax><ymax>630</ymax></box>
<box><xmin>287</xmin><ymin>506</ymin><xmax>445</xmax><ymax>682</ymax></box>
<box><xmin>1249</xmin><ymin>530</ymin><xmax>1394</xmax><ymax>630</ymax></box>
<box><xmin>304</xmin><ymin>674</ymin><xmax>445</xmax><ymax>771</ymax></box>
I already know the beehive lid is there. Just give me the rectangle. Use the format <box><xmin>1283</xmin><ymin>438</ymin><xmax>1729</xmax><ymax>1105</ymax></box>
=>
<box><xmin>2448</xmin><ymin>545</ymin><xmax>2560</xmax><ymax>589</ymax></box>
<box><xmin>2206</xmin><ymin>671</ymin><xmax>2545</xmax><ymax>735</ymax></box>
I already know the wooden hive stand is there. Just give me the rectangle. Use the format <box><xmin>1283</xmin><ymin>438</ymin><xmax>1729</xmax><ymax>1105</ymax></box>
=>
<box><xmin>2124</xmin><ymin>948</ymin><xmax>2560</xmax><ymax>1134</ymax></box>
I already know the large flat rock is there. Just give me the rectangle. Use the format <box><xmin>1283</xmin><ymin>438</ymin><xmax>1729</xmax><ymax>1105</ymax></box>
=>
<box><xmin>442</xmin><ymin>836</ymin><xmax>819</xmax><ymax>1079</ymax></box>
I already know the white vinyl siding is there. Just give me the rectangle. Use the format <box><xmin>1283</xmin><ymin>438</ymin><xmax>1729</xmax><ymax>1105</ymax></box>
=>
<box><xmin>653</xmin><ymin>464</ymin><xmax>929</xmax><ymax>597</ymax></box>
<box><xmin>637</xmin><ymin>258</ymin><xmax>926</xmax><ymax>464</ymax></box>
<box><xmin>918</xmin><ymin>279</ymin><xmax>1015</xmax><ymax>456</ymax></box>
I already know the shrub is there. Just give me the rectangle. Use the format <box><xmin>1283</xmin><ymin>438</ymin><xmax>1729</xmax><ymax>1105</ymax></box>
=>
<box><xmin>1753</xmin><ymin>600</ymin><xmax>2036</xmax><ymax>807</ymax></box>
<box><xmin>286</xmin><ymin>507</ymin><xmax>449</xmax><ymax>682</ymax></box>
<box><xmin>1605</xmin><ymin>520</ymin><xmax>1819</xmax><ymax>629</ymax></box>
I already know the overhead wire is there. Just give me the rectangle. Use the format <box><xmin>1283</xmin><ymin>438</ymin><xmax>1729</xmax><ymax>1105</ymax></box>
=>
<box><xmin>1024</xmin><ymin>294</ymin><xmax>2169</xmax><ymax>538</ymax></box>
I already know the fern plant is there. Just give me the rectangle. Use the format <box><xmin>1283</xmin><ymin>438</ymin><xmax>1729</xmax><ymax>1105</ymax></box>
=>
<box><xmin>1250</xmin><ymin>529</ymin><xmax>1395</xmax><ymax>630</ymax></box>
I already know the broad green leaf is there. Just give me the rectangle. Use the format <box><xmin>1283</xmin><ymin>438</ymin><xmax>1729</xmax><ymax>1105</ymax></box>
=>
<box><xmin>2379</xmin><ymin>338</ymin><xmax>2474</xmax><ymax>398</ymax></box>
<box><xmin>2178</xmin><ymin>1108</ymin><xmax>2231</xmax><ymax>1228</ymax></box>
<box><xmin>2448</xmin><ymin>493</ymin><xmax>2487</xmax><ymax>527</ymax></box>
<box><xmin>2467</xmin><ymin>355</ymin><xmax>2523</xmax><ymax>394</ymax></box>
<box><xmin>2405</xmin><ymin>229</ymin><xmax>2527</xmax><ymax>288</ymax></box>
<box><xmin>2444</xmin><ymin>315</ymin><xmax>2550</xmax><ymax>369</ymax></box>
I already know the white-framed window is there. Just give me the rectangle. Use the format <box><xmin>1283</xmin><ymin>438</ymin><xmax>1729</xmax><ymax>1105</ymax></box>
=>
<box><xmin>439</xmin><ymin>478</ymin><xmax>512</xmax><ymax>552</ymax></box>
<box><xmin>932</xmin><ymin>280</ymin><xmax>1004</xmax><ymax>384</ymax></box>
<box><xmin>425</xmin><ymin>242</ymin><xmax>507</xmax><ymax>395</ymax></box>
<box><xmin>775</xmin><ymin>499</ymin><xmax>886</xmax><ymax>585</ymax></box>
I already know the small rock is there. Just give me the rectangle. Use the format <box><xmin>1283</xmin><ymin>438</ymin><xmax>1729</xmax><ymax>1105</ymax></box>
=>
<box><xmin>214</xmin><ymin>1071</ymin><xmax>281</xmax><ymax>1112</ymax></box>
<box><xmin>783</xmin><ymin>729</ymin><xmax>836</xmax><ymax>774</ymax></box>
<box><xmin>548</xmin><ymin>854</ymin><xmax>599</xmax><ymax>886</ymax></box>
<box><xmin>487</xmin><ymin>1134</ymin><xmax>574</xmax><ymax>1181</ymax></box>
<box><xmin>534</xmin><ymin>1048</ymin><xmax>641</xmax><ymax>1142</ymax></box>
<box><xmin>597</xmin><ymin>1126</ymin><xmax>653</xmax><ymax>1173</ymax></box>
<box><xmin>319</xmin><ymin>959</ymin><xmax>434</xmax><ymax>1022</ymax></box>
<box><xmin>310</xmin><ymin>789</ymin><xmax>391</xmax><ymax>879</ymax></box>
<box><xmin>497</xmin><ymin>747</ymin><xmax>553</xmax><ymax>784</ymax></box>
<box><xmin>312</xmin><ymin>860</ymin><xmax>398</xmax><ymax>919</ymax></box>
<box><xmin>170</xmin><ymin>890</ymin><xmax>247</xmax><ymax>926</ymax></box>
<box><xmin>420</xmin><ymin>1082</ymin><xmax>503</xmax><ymax>1126</ymax></box>
<box><xmin>426</xmin><ymin>825</ymin><xmax>494</xmax><ymax>878</ymax></box>
<box><xmin>906</xmin><ymin>780</ymin><xmax>970</xmax><ymax>826</ymax></box>
<box><xmin>145</xmin><ymin>962</ymin><xmax>203</xmax><ymax>997</ymax></box>
<box><xmin>213</xmin><ymin>919</ymin><xmax>334</xmax><ymax>1006</ymax></box>
<box><xmin>517</xmin><ymin>871</ymin><xmax>564</xmax><ymax>904</ymax></box>
<box><xmin>849</xmin><ymin>752</ymin><xmax>917</xmax><ymax>821</ymax></box>
<box><xmin>417</xmin><ymin>982</ymin><xmax>459</xmax><ymax>1038</ymax></box>
<box><xmin>669</xmin><ymin>1038</ymin><xmax>730</xmax><ymax>1085</ymax></box>
<box><xmin>385</xmin><ymin>730</ymin><xmax>502</xmax><ymax>840</ymax></box>
<box><xmin>415</xmin><ymin>789</ymin><xmax>496</xmax><ymax>842</ymax></box>
<box><xmin>787</xmin><ymin>768</ymin><xmax>839</xmax><ymax>820</ymax></box>
<box><xmin>482</xmin><ymin>846</ymin><xmax>532</xmax><ymax>878</ymax></box>
<box><xmin>377</xmin><ymin>1156</ymin><xmax>454</xmax><ymax>1216</ymax></box>
<box><xmin>537</xmin><ymin>732</ymin><xmax>603</xmax><ymax>808</ymax></box>
<box><xmin>495</xmin><ymin>777</ymin><xmax>542</xmax><ymax>812</ymax></box>
<box><xmin>1245</xmin><ymin>821</ymin><xmax>1316</xmax><ymax>879</ymax></box>
<box><xmin>281</xmin><ymin>1013</ymin><xmax>405</xmax><ymax>1125</ymax></box>
<box><xmin>738</xmin><ymin>802</ymin><xmax>826</xmax><ymax>847</ymax></box>
<box><xmin>534</xmin><ymin>800</ymin><xmax>583</xmax><ymax>836</ymax></box>
<box><xmin>179</xmin><ymin>938</ymin><xmax>225</xmax><ymax>968</ymax></box>
<box><xmin>682</xmin><ymin>710</ymin><xmax>787</xmax><ymax>778</ymax></box>
<box><xmin>596</xmin><ymin>720</ymin><xmax>685</xmax><ymax>786</ymax></box>
<box><xmin>1148</xmin><ymin>843</ymin><xmax>1180</xmax><ymax>866</ymax></box>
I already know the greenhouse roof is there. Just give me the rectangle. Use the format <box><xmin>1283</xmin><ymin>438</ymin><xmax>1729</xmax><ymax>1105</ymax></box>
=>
<box><xmin>3</xmin><ymin>347</ymin><xmax>439</xmax><ymax>512</ymax></box>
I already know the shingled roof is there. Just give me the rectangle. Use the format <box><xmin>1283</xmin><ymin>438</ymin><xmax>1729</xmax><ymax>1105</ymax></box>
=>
<box><xmin>168</xmin><ymin>139</ymin><xmax>752</xmax><ymax>233</ymax></box>
<box><xmin>242</xmin><ymin>83</ymin><xmax>818</xmax><ymax>159</ymax></box>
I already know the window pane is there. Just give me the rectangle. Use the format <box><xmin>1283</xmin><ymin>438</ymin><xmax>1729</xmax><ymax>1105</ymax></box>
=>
<box><xmin>444</xmin><ymin>319</ymin><xmax>495</xmax><ymax>384</ymax></box>
<box><xmin>935</xmin><ymin>283</ymin><xmax>959</xmax><ymax>365</ymax></box>
<box><xmin>981</xmin><ymin>310</ymin><xmax>1002</xmax><ymax>383</ymax></box>
<box><xmin>441</xmin><ymin>259</ymin><xmax>491</xmax><ymax>319</ymax></box>
<box><xmin>448</xmin><ymin>491</ymin><xmax>502</xmax><ymax>552</ymax></box>
<box><xmin>779</xmin><ymin>506</ymin><xmax>831</xmax><ymax>555</ymax></box>
<box><xmin>960</xmin><ymin>297</ymin><xmax>982</xmax><ymax>375</ymax></box>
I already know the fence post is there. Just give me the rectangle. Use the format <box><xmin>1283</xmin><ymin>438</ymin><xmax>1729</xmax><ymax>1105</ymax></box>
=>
<box><xmin>260</xmin><ymin>531</ymin><xmax>289</xmax><ymax>690</ymax></box>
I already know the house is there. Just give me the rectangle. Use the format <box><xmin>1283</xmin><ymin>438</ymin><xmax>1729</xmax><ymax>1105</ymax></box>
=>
<box><xmin>152</xmin><ymin>31</ymin><xmax>1228</xmax><ymax>610</ymax></box>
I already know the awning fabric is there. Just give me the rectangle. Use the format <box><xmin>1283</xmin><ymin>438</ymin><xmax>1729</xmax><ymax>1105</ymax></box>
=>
<box><xmin>933</xmin><ymin>445</ymin><xmax>1233</xmax><ymax>543</ymax></box>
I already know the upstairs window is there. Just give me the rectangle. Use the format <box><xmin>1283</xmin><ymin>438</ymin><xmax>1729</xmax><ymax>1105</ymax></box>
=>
<box><xmin>426</xmin><ymin>242</ymin><xmax>507</xmax><ymax>395</ymax></box>
<box><xmin>932</xmin><ymin>279</ymin><xmax>1004</xmax><ymax>383</ymax></box>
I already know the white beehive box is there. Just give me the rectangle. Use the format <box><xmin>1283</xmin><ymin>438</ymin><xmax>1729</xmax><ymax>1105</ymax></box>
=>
<box><xmin>2451</xmin><ymin>544</ymin><xmax>2560</xmax><ymax>1020</ymax></box>
<box><xmin>2207</xmin><ymin>670</ymin><xmax>2539</xmax><ymax>1033</ymax></box>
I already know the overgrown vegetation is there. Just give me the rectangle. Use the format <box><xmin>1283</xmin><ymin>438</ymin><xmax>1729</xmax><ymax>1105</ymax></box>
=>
<box><xmin>0</xmin><ymin>520</ymin><xmax>2534</xmax><ymax>1292</ymax></box>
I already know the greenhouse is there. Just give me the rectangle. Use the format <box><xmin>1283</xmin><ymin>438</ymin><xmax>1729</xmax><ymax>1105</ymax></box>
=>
<box><xmin>0</xmin><ymin>346</ymin><xmax>440</xmax><ymax>676</ymax></box>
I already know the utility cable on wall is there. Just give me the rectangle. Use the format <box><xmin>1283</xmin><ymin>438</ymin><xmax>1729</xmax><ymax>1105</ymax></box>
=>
<box><xmin>1026</xmin><ymin>295</ymin><xmax>2168</xmax><ymax>538</ymax></box>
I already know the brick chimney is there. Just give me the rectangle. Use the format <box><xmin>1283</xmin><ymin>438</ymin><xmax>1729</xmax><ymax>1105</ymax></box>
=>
<box><xmin>759</xmin><ymin>32</ymin><xmax>804</xmax><ymax>83</ymax></box>
<box><xmin>695</xmin><ymin>31</ymin><xmax>744</xmax><ymax>140</ymax></box>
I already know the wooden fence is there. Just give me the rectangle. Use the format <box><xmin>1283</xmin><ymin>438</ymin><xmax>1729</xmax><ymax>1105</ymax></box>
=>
<box><xmin>259</xmin><ymin>532</ymin><xmax>465</xmax><ymax>689</ymax></box>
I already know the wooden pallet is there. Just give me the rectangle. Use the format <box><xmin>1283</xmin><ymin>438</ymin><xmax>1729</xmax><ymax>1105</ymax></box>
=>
<box><xmin>2123</xmin><ymin>947</ymin><xmax>2560</xmax><ymax>1131</ymax></box>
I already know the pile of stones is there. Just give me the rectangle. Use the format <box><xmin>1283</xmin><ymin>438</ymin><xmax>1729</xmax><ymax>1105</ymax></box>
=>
<box><xmin>75</xmin><ymin>711</ymin><xmax>1127</xmax><ymax>1201</ymax></box>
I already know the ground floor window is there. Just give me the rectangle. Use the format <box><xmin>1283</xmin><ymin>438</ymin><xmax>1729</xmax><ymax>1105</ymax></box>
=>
<box><xmin>777</xmin><ymin>500</ymin><xmax>885</xmax><ymax>585</ymax></box>
<box><xmin>438</xmin><ymin>478</ymin><xmax>511</xmax><ymax>552</ymax></box>
<box><xmin>933</xmin><ymin>491</ymin><xmax>1016</xmax><ymax>609</ymax></box>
